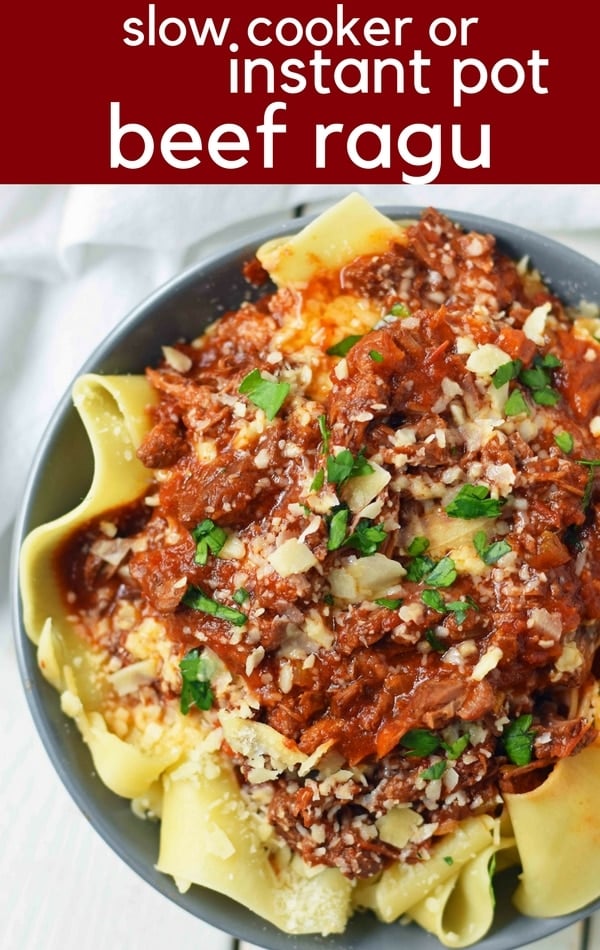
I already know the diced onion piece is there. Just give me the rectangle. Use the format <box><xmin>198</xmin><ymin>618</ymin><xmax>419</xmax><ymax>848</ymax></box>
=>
<box><xmin>268</xmin><ymin>538</ymin><xmax>318</xmax><ymax>577</ymax></box>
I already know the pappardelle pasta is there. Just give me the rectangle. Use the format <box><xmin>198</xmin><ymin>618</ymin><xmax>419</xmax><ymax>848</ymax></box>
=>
<box><xmin>20</xmin><ymin>194</ymin><xmax>600</xmax><ymax>946</ymax></box>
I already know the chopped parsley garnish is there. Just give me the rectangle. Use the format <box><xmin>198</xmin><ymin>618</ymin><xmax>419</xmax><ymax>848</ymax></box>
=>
<box><xmin>473</xmin><ymin>530</ymin><xmax>512</xmax><ymax>565</ymax></box>
<box><xmin>182</xmin><ymin>586</ymin><xmax>248</xmax><ymax>626</ymax></box>
<box><xmin>426</xmin><ymin>628</ymin><xmax>446</xmax><ymax>652</ymax></box>
<box><xmin>442</xmin><ymin>734</ymin><xmax>470</xmax><ymax>759</ymax></box>
<box><xmin>579</xmin><ymin>459</ymin><xmax>600</xmax><ymax>509</ymax></box>
<box><xmin>422</xmin><ymin>589</ymin><xmax>478</xmax><ymax>624</ymax></box>
<box><xmin>239</xmin><ymin>369</ymin><xmax>290</xmax><ymax>420</ymax></box>
<box><xmin>389</xmin><ymin>302</ymin><xmax>411</xmax><ymax>318</ymax></box>
<box><xmin>400</xmin><ymin>728</ymin><xmax>440</xmax><ymax>756</ymax></box>
<box><xmin>405</xmin><ymin>552</ymin><xmax>435</xmax><ymax>582</ymax></box>
<box><xmin>374</xmin><ymin>596</ymin><xmax>403</xmax><ymax>609</ymax></box>
<box><xmin>326</xmin><ymin>506</ymin><xmax>350</xmax><ymax>551</ymax></box>
<box><xmin>503</xmin><ymin>714</ymin><xmax>536</xmax><ymax>766</ymax></box>
<box><xmin>492</xmin><ymin>359</ymin><xmax>522</xmax><ymax>388</ymax></box>
<box><xmin>423</xmin><ymin>556</ymin><xmax>457</xmax><ymax>588</ymax></box>
<box><xmin>421</xmin><ymin>589</ymin><xmax>446</xmax><ymax>612</ymax></box>
<box><xmin>531</xmin><ymin>386</ymin><xmax>560</xmax><ymax>406</ymax></box>
<box><xmin>554</xmin><ymin>431</ymin><xmax>574</xmax><ymax>454</ymax></box>
<box><xmin>519</xmin><ymin>353</ymin><xmax>561</xmax><ymax>406</ymax></box>
<box><xmin>445</xmin><ymin>484</ymin><xmax>505</xmax><ymax>519</ymax></box>
<box><xmin>191</xmin><ymin>518</ymin><xmax>227</xmax><ymax>566</ymax></box>
<box><xmin>179</xmin><ymin>648</ymin><xmax>214</xmax><ymax>714</ymax></box>
<box><xmin>420</xmin><ymin>760</ymin><xmax>447</xmax><ymax>781</ymax></box>
<box><xmin>327</xmin><ymin>448</ymin><xmax>374</xmax><ymax>485</ymax></box>
<box><xmin>232</xmin><ymin>587</ymin><xmax>250</xmax><ymax>605</ymax></box>
<box><xmin>408</xmin><ymin>536</ymin><xmax>430</xmax><ymax>556</ymax></box>
<box><xmin>346</xmin><ymin>520</ymin><xmax>388</xmax><ymax>556</ymax></box>
<box><xmin>504</xmin><ymin>389</ymin><xmax>529</xmax><ymax>417</ymax></box>
<box><xmin>318</xmin><ymin>414</ymin><xmax>331</xmax><ymax>454</ymax></box>
<box><xmin>446</xmin><ymin>597</ymin><xmax>479</xmax><ymax>625</ymax></box>
<box><xmin>310</xmin><ymin>469</ymin><xmax>325</xmax><ymax>492</ymax></box>
<box><xmin>443</xmin><ymin>856</ymin><xmax>454</xmax><ymax>866</ymax></box>
<box><xmin>326</xmin><ymin>334</ymin><xmax>363</xmax><ymax>357</ymax></box>
<box><xmin>369</xmin><ymin>349</ymin><xmax>384</xmax><ymax>363</ymax></box>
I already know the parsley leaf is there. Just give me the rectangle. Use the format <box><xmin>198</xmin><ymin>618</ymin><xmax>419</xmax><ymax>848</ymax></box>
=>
<box><xmin>182</xmin><ymin>586</ymin><xmax>248</xmax><ymax>626</ymax></box>
<box><xmin>374</xmin><ymin>596</ymin><xmax>403</xmax><ymax>609</ymax></box>
<box><xmin>406</xmin><ymin>554</ymin><xmax>436</xmax><ymax>583</ymax></box>
<box><xmin>445</xmin><ymin>484</ymin><xmax>505</xmax><ymax>519</ymax></box>
<box><xmin>492</xmin><ymin>359</ymin><xmax>522</xmax><ymax>389</ymax></box>
<box><xmin>400</xmin><ymin>728</ymin><xmax>440</xmax><ymax>756</ymax></box>
<box><xmin>503</xmin><ymin>714</ymin><xmax>536</xmax><ymax>766</ymax></box>
<box><xmin>408</xmin><ymin>536</ymin><xmax>430</xmax><ymax>556</ymax></box>
<box><xmin>423</xmin><ymin>556</ymin><xmax>457</xmax><ymax>588</ymax></box>
<box><xmin>326</xmin><ymin>334</ymin><xmax>363</xmax><ymax>357</ymax></box>
<box><xmin>345</xmin><ymin>520</ymin><xmax>388</xmax><ymax>556</ymax></box>
<box><xmin>426</xmin><ymin>628</ymin><xmax>446</xmax><ymax>652</ymax></box>
<box><xmin>389</xmin><ymin>302</ymin><xmax>411</xmax><ymax>318</ymax></box>
<box><xmin>369</xmin><ymin>349</ymin><xmax>384</xmax><ymax>363</ymax></box>
<box><xmin>318</xmin><ymin>414</ymin><xmax>330</xmax><ymax>454</ymax></box>
<box><xmin>327</xmin><ymin>448</ymin><xmax>374</xmax><ymax>485</ymax></box>
<box><xmin>421</xmin><ymin>589</ymin><xmax>446</xmax><ymax>613</ymax></box>
<box><xmin>179</xmin><ymin>648</ymin><xmax>214</xmax><ymax>714</ymax></box>
<box><xmin>310</xmin><ymin>469</ymin><xmax>325</xmax><ymax>492</ymax></box>
<box><xmin>191</xmin><ymin>518</ymin><xmax>227</xmax><ymax>566</ymax></box>
<box><xmin>473</xmin><ymin>530</ymin><xmax>512</xmax><ymax>565</ymax></box>
<box><xmin>232</xmin><ymin>587</ymin><xmax>250</xmax><ymax>605</ymax></box>
<box><xmin>446</xmin><ymin>597</ymin><xmax>479</xmax><ymax>625</ymax></box>
<box><xmin>504</xmin><ymin>389</ymin><xmax>529</xmax><ymax>417</ymax></box>
<box><xmin>239</xmin><ymin>369</ymin><xmax>290</xmax><ymax>420</ymax></box>
<box><xmin>327</xmin><ymin>506</ymin><xmax>350</xmax><ymax>551</ymax></box>
<box><xmin>554</xmin><ymin>431</ymin><xmax>574</xmax><ymax>454</ymax></box>
<box><xmin>442</xmin><ymin>734</ymin><xmax>470</xmax><ymax>759</ymax></box>
<box><xmin>420</xmin><ymin>760</ymin><xmax>447</xmax><ymax>781</ymax></box>
<box><xmin>443</xmin><ymin>856</ymin><xmax>454</xmax><ymax>866</ymax></box>
<box><xmin>518</xmin><ymin>353</ymin><xmax>561</xmax><ymax>407</ymax></box>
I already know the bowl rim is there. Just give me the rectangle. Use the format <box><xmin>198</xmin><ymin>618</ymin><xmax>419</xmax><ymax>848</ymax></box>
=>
<box><xmin>10</xmin><ymin>202</ymin><xmax>600</xmax><ymax>950</ymax></box>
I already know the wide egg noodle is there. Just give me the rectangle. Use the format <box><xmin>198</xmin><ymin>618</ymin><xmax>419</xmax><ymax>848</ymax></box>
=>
<box><xmin>505</xmin><ymin>739</ymin><xmax>600</xmax><ymax>917</ymax></box>
<box><xmin>256</xmin><ymin>190</ymin><xmax>413</xmax><ymax>289</ymax></box>
<box><xmin>354</xmin><ymin>816</ymin><xmax>498</xmax><ymax>930</ymax></box>
<box><xmin>20</xmin><ymin>373</ymin><xmax>158</xmax><ymax>651</ymax></box>
<box><xmin>19</xmin><ymin>373</ymin><xmax>174</xmax><ymax>798</ymax></box>
<box><xmin>406</xmin><ymin>823</ymin><xmax>517</xmax><ymax>948</ymax></box>
<box><xmin>157</xmin><ymin>754</ymin><xmax>353</xmax><ymax>935</ymax></box>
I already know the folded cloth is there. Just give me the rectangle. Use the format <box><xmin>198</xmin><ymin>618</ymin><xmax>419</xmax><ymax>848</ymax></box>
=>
<box><xmin>1</xmin><ymin>183</ymin><xmax>599</xmax><ymax>539</ymax></box>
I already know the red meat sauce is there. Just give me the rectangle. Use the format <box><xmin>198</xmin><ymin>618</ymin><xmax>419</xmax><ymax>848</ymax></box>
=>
<box><xmin>55</xmin><ymin>208</ymin><xmax>600</xmax><ymax>879</ymax></box>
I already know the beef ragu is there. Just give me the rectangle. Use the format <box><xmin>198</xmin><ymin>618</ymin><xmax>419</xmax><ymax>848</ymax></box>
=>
<box><xmin>56</xmin><ymin>205</ymin><xmax>600</xmax><ymax>884</ymax></box>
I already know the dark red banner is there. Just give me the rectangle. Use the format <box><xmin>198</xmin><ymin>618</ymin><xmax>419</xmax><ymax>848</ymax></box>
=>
<box><xmin>2</xmin><ymin>3</ymin><xmax>597</xmax><ymax>183</ymax></box>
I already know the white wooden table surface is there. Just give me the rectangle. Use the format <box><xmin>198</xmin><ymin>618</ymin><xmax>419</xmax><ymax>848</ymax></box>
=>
<box><xmin>2</xmin><ymin>202</ymin><xmax>599</xmax><ymax>950</ymax></box>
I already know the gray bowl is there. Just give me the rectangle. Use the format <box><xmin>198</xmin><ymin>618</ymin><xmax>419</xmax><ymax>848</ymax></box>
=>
<box><xmin>10</xmin><ymin>206</ymin><xmax>600</xmax><ymax>950</ymax></box>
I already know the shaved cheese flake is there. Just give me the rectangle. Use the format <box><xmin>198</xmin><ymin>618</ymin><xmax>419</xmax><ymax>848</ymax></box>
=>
<box><xmin>522</xmin><ymin>302</ymin><xmax>551</xmax><ymax>344</ymax></box>
<box><xmin>108</xmin><ymin>658</ymin><xmax>159</xmax><ymax>696</ymax></box>
<box><xmin>466</xmin><ymin>344</ymin><xmax>512</xmax><ymax>377</ymax></box>
<box><xmin>329</xmin><ymin>553</ymin><xmax>405</xmax><ymax>602</ymax></box>
<box><xmin>341</xmin><ymin>460</ymin><xmax>391</xmax><ymax>513</ymax></box>
<box><xmin>471</xmin><ymin>646</ymin><xmax>503</xmax><ymax>681</ymax></box>
<box><xmin>268</xmin><ymin>538</ymin><xmax>318</xmax><ymax>577</ymax></box>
